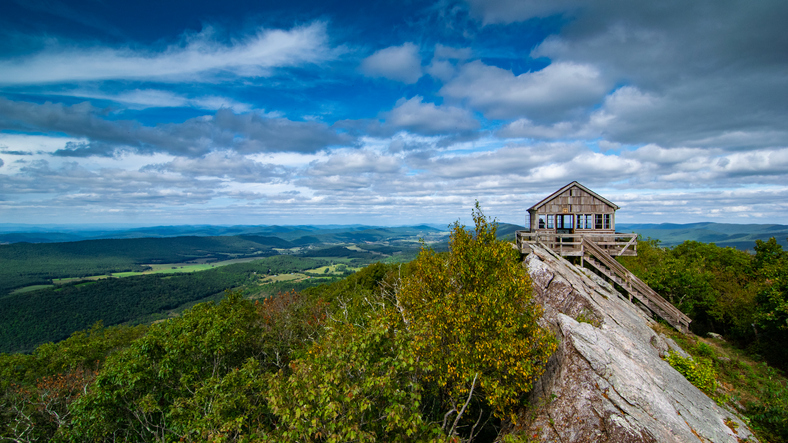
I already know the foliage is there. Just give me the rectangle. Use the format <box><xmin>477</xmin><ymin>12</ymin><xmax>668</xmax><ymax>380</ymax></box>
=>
<box><xmin>267</xmin><ymin>320</ymin><xmax>443</xmax><ymax>442</ymax></box>
<box><xmin>747</xmin><ymin>373</ymin><xmax>788</xmax><ymax>442</ymax></box>
<box><xmin>663</xmin><ymin>350</ymin><xmax>718</xmax><ymax>395</ymax></box>
<box><xmin>393</xmin><ymin>203</ymin><xmax>556</xmax><ymax>424</ymax></box>
<box><xmin>0</xmin><ymin>323</ymin><xmax>146</xmax><ymax>442</ymax></box>
<box><xmin>67</xmin><ymin>292</ymin><xmax>275</xmax><ymax>442</ymax></box>
<box><xmin>266</xmin><ymin>205</ymin><xmax>554</xmax><ymax>442</ymax></box>
<box><xmin>752</xmin><ymin>237</ymin><xmax>788</xmax><ymax>367</ymax></box>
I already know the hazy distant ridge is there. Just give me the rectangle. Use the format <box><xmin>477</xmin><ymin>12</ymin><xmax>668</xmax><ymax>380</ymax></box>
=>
<box><xmin>617</xmin><ymin>222</ymin><xmax>788</xmax><ymax>249</ymax></box>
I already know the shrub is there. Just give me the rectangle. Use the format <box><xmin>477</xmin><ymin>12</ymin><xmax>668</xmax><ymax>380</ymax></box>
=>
<box><xmin>664</xmin><ymin>350</ymin><xmax>718</xmax><ymax>394</ymax></box>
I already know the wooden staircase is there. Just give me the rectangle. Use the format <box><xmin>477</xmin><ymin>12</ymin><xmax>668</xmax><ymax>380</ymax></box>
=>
<box><xmin>580</xmin><ymin>237</ymin><xmax>692</xmax><ymax>333</ymax></box>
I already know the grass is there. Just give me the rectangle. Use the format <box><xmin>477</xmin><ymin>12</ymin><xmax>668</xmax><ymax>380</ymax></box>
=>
<box><xmin>12</xmin><ymin>257</ymin><xmax>270</xmax><ymax>293</ymax></box>
<box><xmin>10</xmin><ymin>284</ymin><xmax>55</xmax><ymax>294</ymax></box>
<box><xmin>654</xmin><ymin>323</ymin><xmax>788</xmax><ymax>442</ymax></box>
<box><xmin>260</xmin><ymin>273</ymin><xmax>310</xmax><ymax>283</ymax></box>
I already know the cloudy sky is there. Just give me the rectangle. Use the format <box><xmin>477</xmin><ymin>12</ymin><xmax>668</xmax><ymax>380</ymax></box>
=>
<box><xmin>1</xmin><ymin>0</ymin><xmax>787</xmax><ymax>227</ymax></box>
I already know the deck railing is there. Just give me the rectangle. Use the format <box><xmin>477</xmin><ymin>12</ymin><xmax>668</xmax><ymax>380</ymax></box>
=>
<box><xmin>516</xmin><ymin>231</ymin><xmax>638</xmax><ymax>257</ymax></box>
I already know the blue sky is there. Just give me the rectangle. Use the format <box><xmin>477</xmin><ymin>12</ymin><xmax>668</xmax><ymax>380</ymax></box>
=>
<box><xmin>1</xmin><ymin>0</ymin><xmax>787</xmax><ymax>227</ymax></box>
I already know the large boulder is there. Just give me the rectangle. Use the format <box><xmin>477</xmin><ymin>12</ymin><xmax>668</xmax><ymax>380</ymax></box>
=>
<box><xmin>519</xmin><ymin>243</ymin><xmax>756</xmax><ymax>443</ymax></box>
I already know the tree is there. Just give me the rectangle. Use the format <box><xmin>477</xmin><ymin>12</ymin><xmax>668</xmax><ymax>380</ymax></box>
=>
<box><xmin>392</xmin><ymin>203</ymin><xmax>556</xmax><ymax>428</ymax></box>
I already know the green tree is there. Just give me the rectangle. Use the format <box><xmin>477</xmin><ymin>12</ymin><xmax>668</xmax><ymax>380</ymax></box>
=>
<box><xmin>67</xmin><ymin>292</ymin><xmax>275</xmax><ymax>442</ymax></box>
<box><xmin>392</xmin><ymin>203</ymin><xmax>556</xmax><ymax>425</ymax></box>
<box><xmin>267</xmin><ymin>320</ymin><xmax>443</xmax><ymax>443</ymax></box>
<box><xmin>753</xmin><ymin>238</ymin><xmax>788</xmax><ymax>366</ymax></box>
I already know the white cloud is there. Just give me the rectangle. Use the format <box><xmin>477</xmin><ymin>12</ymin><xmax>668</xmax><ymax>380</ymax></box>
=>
<box><xmin>0</xmin><ymin>22</ymin><xmax>334</xmax><ymax>84</ymax></box>
<box><xmin>56</xmin><ymin>88</ymin><xmax>253</xmax><ymax>112</ymax></box>
<box><xmin>497</xmin><ymin>118</ymin><xmax>576</xmax><ymax>139</ymax></box>
<box><xmin>0</xmin><ymin>98</ymin><xmax>354</xmax><ymax>157</ymax></box>
<box><xmin>359</xmin><ymin>42</ymin><xmax>423</xmax><ymax>84</ymax></box>
<box><xmin>385</xmin><ymin>96</ymin><xmax>479</xmax><ymax>135</ymax></box>
<box><xmin>141</xmin><ymin>151</ymin><xmax>290</xmax><ymax>183</ymax></box>
<box><xmin>440</xmin><ymin>60</ymin><xmax>610</xmax><ymax>120</ymax></box>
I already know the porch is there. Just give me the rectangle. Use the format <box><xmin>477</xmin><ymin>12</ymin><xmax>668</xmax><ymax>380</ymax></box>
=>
<box><xmin>515</xmin><ymin>231</ymin><xmax>638</xmax><ymax>257</ymax></box>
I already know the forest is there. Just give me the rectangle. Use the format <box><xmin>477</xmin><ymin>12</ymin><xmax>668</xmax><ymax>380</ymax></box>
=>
<box><xmin>0</xmin><ymin>256</ymin><xmax>330</xmax><ymax>354</ymax></box>
<box><xmin>0</xmin><ymin>235</ymin><xmax>291</xmax><ymax>296</ymax></box>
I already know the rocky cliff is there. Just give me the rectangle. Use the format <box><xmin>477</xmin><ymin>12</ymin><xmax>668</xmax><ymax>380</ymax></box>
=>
<box><xmin>519</xmin><ymin>243</ymin><xmax>756</xmax><ymax>443</ymax></box>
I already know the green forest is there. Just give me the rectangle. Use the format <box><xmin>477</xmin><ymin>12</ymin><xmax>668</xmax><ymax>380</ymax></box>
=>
<box><xmin>0</xmin><ymin>235</ymin><xmax>291</xmax><ymax>296</ymax></box>
<box><xmin>0</xmin><ymin>256</ymin><xmax>330</xmax><ymax>353</ymax></box>
<box><xmin>1</xmin><ymin>214</ymin><xmax>787</xmax><ymax>441</ymax></box>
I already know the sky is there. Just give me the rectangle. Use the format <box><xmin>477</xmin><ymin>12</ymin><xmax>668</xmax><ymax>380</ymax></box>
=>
<box><xmin>1</xmin><ymin>0</ymin><xmax>787</xmax><ymax>227</ymax></box>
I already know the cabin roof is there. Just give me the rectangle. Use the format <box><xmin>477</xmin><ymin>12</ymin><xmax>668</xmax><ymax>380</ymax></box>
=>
<box><xmin>528</xmin><ymin>181</ymin><xmax>620</xmax><ymax>212</ymax></box>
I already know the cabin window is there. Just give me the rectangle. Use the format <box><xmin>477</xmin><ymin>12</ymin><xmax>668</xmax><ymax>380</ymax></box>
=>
<box><xmin>538</xmin><ymin>214</ymin><xmax>546</xmax><ymax>229</ymax></box>
<box><xmin>576</xmin><ymin>214</ymin><xmax>584</xmax><ymax>229</ymax></box>
<box><xmin>585</xmin><ymin>214</ymin><xmax>593</xmax><ymax>229</ymax></box>
<box><xmin>604</xmin><ymin>214</ymin><xmax>612</xmax><ymax>230</ymax></box>
<box><xmin>561</xmin><ymin>214</ymin><xmax>573</xmax><ymax>229</ymax></box>
<box><xmin>547</xmin><ymin>214</ymin><xmax>554</xmax><ymax>229</ymax></box>
<box><xmin>595</xmin><ymin>214</ymin><xmax>603</xmax><ymax>229</ymax></box>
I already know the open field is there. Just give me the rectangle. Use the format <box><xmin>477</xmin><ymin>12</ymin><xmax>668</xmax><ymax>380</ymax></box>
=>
<box><xmin>9</xmin><ymin>257</ymin><xmax>273</xmax><ymax>294</ymax></box>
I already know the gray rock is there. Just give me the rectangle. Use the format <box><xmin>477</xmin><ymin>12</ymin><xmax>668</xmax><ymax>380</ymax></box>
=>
<box><xmin>519</xmin><ymin>244</ymin><xmax>756</xmax><ymax>443</ymax></box>
<box><xmin>708</xmin><ymin>332</ymin><xmax>724</xmax><ymax>340</ymax></box>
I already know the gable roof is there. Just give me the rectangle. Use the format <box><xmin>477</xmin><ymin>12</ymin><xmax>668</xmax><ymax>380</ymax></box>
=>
<box><xmin>528</xmin><ymin>181</ymin><xmax>620</xmax><ymax>212</ymax></box>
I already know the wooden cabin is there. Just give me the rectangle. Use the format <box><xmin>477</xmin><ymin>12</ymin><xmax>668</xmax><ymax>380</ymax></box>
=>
<box><xmin>516</xmin><ymin>181</ymin><xmax>636</xmax><ymax>258</ymax></box>
<box><xmin>527</xmin><ymin>181</ymin><xmax>618</xmax><ymax>235</ymax></box>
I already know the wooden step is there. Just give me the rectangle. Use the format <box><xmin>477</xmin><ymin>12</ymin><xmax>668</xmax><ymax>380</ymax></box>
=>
<box><xmin>580</xmin><ymin>237</ymin><xmax>691</xmax><ymax>333</ymax></box>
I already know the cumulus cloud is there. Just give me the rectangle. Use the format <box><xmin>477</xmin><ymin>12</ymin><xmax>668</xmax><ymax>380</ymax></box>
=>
<box><xmin>0</xmin><ymin>22</ymin><xmax>334</xmax><ymax>84</ymax></box>
<box><xmin>360</xmin><ymin>42</ymin><xmax>423</xmax><ymax>84</ymax></box>
<box><xmin>385</xmin><ymin>96</ymin><xmax>479</xmax><ymax>135</ymax></box>
<box><xmin>497</xmin><ymin>118</ymin><xmax>577</xmax><ymax>139</ymax></box>
<box><xmin>0</xmin><ymin>159</ymin><xmax>217</xmax><ymax>202</ymax></box>
<box><xmin>297</xmin><ymin>150</ymin><xmax>404</xmax><ymax>192</ymax></box>
<box><xmin>141</xmin><ymin>151</ymin><xmax>290</xmax><ymax>183</ymax></box>
<box><xmin>622</xmin><ymin>145</ymin><xmax>788</xmax><ymax>186</ymax></box>
<box><xmin>0</xmin><ymin>98</ymin><xmax>354</xmax><ymax>157</ymax></box>
<box><xmin>440</xmin><ymin>60</ymin><xmax>610</xmax><ymax>120</ymax></box>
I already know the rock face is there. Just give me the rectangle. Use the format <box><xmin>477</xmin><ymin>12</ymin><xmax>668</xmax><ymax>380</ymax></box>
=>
<box><xmin>520</xmin><ymin>243</ymin><xmax>756</xmax><ymax>443</ymax></box>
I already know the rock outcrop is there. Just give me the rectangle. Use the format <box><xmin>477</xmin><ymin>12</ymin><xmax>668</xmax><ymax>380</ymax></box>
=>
<box><xmin>519</xmin><ymin>243</ymin><xmax>756</xmax><ymax>443</ymax></box>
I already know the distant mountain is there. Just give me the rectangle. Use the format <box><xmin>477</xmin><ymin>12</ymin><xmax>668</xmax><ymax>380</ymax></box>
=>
<box><xmin>616</xmin><ymin>222</ymin><xmax>788</xmax><ymax>250</ymax></box>
<box><xmin>496</xmin><ymin>223</ymin><xmax>526</xmax><ymax>241</ymax></box>
<box><xmin>0</xmin><ymin>224</ymin><xmax>448</xmax><ymax>244</ymax></box>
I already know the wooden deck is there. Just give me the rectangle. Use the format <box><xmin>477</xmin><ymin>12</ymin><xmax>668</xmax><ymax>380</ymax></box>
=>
<box><xmin>516</xmin><ymin>231</ymin><xmax>638</xmax><ymax>257</ymax></box>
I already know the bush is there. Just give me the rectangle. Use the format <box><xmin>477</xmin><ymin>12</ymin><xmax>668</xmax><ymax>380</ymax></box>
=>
<box><xmin>664</xmin><ymin>350</ymin><xmax>718</xmax><ymax>394</ymax></box>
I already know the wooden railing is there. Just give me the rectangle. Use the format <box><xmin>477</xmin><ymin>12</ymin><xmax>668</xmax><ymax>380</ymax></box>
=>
<box><xmin>516</xmin><ymin>231</ymin><xmax>637</xmax><ymax>257</ymax></box>
<box><xmin>581</xmin><ymin>237</ymin><xmax>691</xmax><ymax>333</ymax></box>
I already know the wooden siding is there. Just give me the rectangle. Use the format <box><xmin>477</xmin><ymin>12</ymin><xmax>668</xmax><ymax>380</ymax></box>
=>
<box><xmin>527</xmin><ymin>184</ymin><xmax>618</xmax><ymax>233</ymax></box>
<box><xmin>533</xmin><ymin>187</ymin><xmax>615</xmax><ymax>214</ymax></box>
